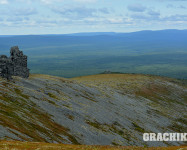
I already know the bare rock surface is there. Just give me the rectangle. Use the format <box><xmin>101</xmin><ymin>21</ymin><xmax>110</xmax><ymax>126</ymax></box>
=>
<box><xmin>0</xmin><ymin>74</ymin><xmax>186</xmax><ymax>146</ymax></box>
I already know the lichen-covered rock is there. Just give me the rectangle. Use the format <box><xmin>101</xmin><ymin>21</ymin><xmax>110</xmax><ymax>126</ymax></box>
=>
<box><xmin>0</xmin><ymin>46</ymin><xmax>29</xmax><ymax>79</ymax></box>
<box><xmin>0</xmin><ymin>74</ymin><xmax>186</xmax><ymax>146</ymax></box>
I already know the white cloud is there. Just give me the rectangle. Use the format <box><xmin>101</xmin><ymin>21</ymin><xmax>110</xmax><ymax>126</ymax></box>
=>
<box><xmin>106</xmin><ymin>18</ymin><xmax>126</xmax><ymax>24</ymax></box>
<box><xmin>167</xmin><ymin>3</ymin><xmax>187</xmax><ymax>9</ymax></box>
<box><xmin>13</xmin><ymin>8</ymin><xmax>38</xmax><ymax>16</ymax></box>
<box><xmin>73</xmin><ymin>0</ymin><xmax>97</xmax><ymax>2</ymax></box>
<box><xmin>0</xmin><ymin>0</ymin><xmax>8</xmax><ymax>4</ymax></box>
<box><xmin>162</xmin><ymin>14</ymin><xmax>187</xmax><ymax>21</ymax></box>
<box><xmin>128</xmin><ymin>4</ymin><xmax>147</xmax><ymax>12</ymax></box>
<box><xmin>40</xmin><ymin>0</ymin><xmax>61</xmax><ymax>4</ymax></box>
<box><xmin>52</xmin><ymin>6</ymin><xmax>110</xmax><ymax>19</ymax></box>
<box><xmin>39</xmin><ymin>0</ymin><xmax>96</xmax><ymax>4</ymax></box>
<box><xmin>148</xmin><ymin>10</ymin><xmax>160</xmax><ymax>17</ymax></box>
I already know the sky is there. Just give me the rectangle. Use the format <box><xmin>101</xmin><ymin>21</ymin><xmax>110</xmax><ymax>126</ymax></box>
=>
<box><xmin>0</xmin><ymin>0</ymin><xmax>187</xmax><ymax>35</ymax></box>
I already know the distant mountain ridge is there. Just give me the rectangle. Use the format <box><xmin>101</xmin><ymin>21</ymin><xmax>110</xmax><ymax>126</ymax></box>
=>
<box><xmin>1</xmin><ymin>29</ymin><xmax>186</xmax><ymax>36</ymax></box>
<box><xmin>0</xmin><ymin>29</ymin><xmax>186</xmax><ymax>79</ymax></box>
<box><xmin>1</xmin><ymin>29</ymin><xmax>187</xmax><ymax>51</ymax></box>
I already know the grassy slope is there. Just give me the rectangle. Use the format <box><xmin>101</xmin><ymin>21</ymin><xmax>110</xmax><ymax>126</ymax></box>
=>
<box><xmin>0</xmin><ymin>141</ymin><xmax>186</xmax><ymax>150</ymax></box>
<box><xmin>0</xmin><ymin>74</ymin><xmax>187</xmax><ymax>148</ymax></box>
<box><xmin>0</xmin><ymin>75</ymin><xmax>79</xmax><ymax>144</ymax></box>
<box><xmin>73</xmin><ymin>74</ymin><xmax>187</xmax><ymax>134</ymax></box>
<box><xmin>73</xmin><ymin>74</ymin><xmax>187</xmax><ymax>120</ymax></box>
<box><xmin>72</xmin><ymin>74</ymin><xmax>187</xmax><ymax>99</ymax></box>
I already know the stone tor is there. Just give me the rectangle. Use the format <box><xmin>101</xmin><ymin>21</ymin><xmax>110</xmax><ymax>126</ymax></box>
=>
<box><xmin>0</xmin><ymin>46</ymin><xmax>29</xmax><ymax>79</ymax></box>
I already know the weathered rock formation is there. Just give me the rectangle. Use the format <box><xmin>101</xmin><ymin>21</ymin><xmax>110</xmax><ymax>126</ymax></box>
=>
<box><xmin>0</xmin><ymin>46</ymin><xmax>29</xmax><ymax>79</ymax></box>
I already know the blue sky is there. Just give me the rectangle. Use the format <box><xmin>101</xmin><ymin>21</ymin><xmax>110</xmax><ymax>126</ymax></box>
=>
<box><xmin>0</xmin><ymin>0</ymin><xmax>187</xmax><ymax>35</ymax></box>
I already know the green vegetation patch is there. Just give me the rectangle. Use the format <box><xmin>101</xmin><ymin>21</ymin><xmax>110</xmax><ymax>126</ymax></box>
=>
<box><xmin>132</xmin><ymin>122</ymin><xmax>145</xmax><ymax>133</ymax></box>
<box><xmin>14</xmin><ymin>88</ymin><xmax>29</xmax><ymax>99</ymax></box>
<box><xmin>85</xmin><ymin>120</ymin><xmax>103</xmax><ymax>130</ymax></box>
<box><xmin>47</xmin><ymin>92</ymin><xmax>59</xmax><ymax>100</ymax></box>
<box><xmin>85</xmin><ymin>120</ymin><xmax>131</xmax><ymax>141</ymax></box>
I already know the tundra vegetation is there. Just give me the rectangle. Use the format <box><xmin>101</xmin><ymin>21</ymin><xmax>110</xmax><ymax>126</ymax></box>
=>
<box><xmin>0</xmin><ymin>74</ymin><xmax>186</xmax><ymax>149</ymax></box>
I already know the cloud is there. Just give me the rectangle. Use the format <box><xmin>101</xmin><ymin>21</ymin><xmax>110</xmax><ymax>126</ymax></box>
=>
<box><xmin>52</xmin><ymin>7</ymin><xmax>96</xmax><ymax>18</ymax></box>
<box><xmin>154</xmin><ymin>0</ymin><xmax>187</xmax><ymax>1</ymax></box>
<box><xmin>73</xmin><ymin>0</ymin><xmax>97</xmax><ymax>2</ymax></box>
<box><xmin>98</xmin><ymin>8</ymin><xmax>110</xmax><ymax>14</ymax></box>
<box><xmin>167</xmin><ymin>4</ymin><xmax>174</xmax><ymax>8</ymax></box>
<box><xmin>127</xmin><ymin>4</ymin><xmax>147</xmax><ymax>12</ymax></box>
<box><xmin>40</xmin><ymin>0</ymin><xmax>61</xmax><ymax>4</ymax></box>
<box><xmin>130</xmin><ymin>14</ymin><xmax>150</xmax><ymax>20</ymax></box>
<box><xmin>3</xmin><ymin>16</ymin><xmax>33</xmax><ymax>27</ymax></box>
<box><xmin>162</xmin><ymin>14</ymin><xmax>187</xmax><ymax>21</ymax></box>
<box><xmin>6</xmin><ymin>16</ymin><xmax>30</xmax><ymax>22</ymax></box>
<box><xmin>178</xmin><ymin>5</ymin><xmax>186</xmax><ymax>9</ymax></box>
<box><xmin>36</xmin><ymin>19</ymin><xmax>58</xmax><ymax>24</ymax></box>
<box><xmin>52</xmin><ymin>7</ymin><xmax>110</xmax><ymax>19</ymax></box>
<box><xmin>13</xmin><ymin>8</ymin><xmax>37</xmax><ymax>16</ymax></box>
<box><xmin>167</xmin><ymin>3</ymin><xmax>186</xmax><ymax>9</ymax></box>
<box><xmin>148</xmin><ymin>10</ymin><xmax>160</xmax><ymax>17</ymax></box>
<box><xmin>105</xmin><ymin>17</ymin><xmax>133</xmax><ymax>25</ymax></box>
<box><xmin>130</xmin><ymin>9</ymin><xmax>160</xmax><ymax>21</ymax></box>
<box><xmin>0</xmin><ymin>0</ymin><xmax>8</xmax><ymax>4</ymax></box>
<box><xmin>0</xmin><ymin>7</ymin><xmax>37</xmax><ymax>18</ymax></box>
<box><xmin>38</xmin><ymin>0</ymin><xmax>96</xmax><ymax>4</ymax></box>
<box><xmin>6</xmin><ymin>17</ymin><xmax>24</xmax><ymax>22</ymax></box>
<box><xmin>168</xmin><ymin>0</ymin><xmax>187</xmax><ymax>2</ymax></box>
<box><xmin>129</xmin><ymin>11</ymin><xmax>187</xmax><ymax>24</ymax></box>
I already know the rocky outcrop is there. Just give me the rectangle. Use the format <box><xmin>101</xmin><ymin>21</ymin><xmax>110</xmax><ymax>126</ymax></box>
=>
<box><xmin>0</xmin><ymin>46</ymin><xmax>29</xmax><ymax>79</ymax></box>
<box><xmin>0</xmin><ymin>74</ymin><xmax>186</xmax><ymax>146</ymax></box>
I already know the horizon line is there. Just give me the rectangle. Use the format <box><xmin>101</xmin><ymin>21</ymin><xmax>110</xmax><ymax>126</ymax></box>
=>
<box><xmin>0</xmin><ymin>29</ymin><xmax>187</xmax><ymax>36</ymax></box>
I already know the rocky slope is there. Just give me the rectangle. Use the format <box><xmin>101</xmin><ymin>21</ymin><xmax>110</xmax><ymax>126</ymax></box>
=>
<box><xmin>0</xmin><ymin>74</ymin><xmax>186</xmax><ymax>147</ymax></box>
